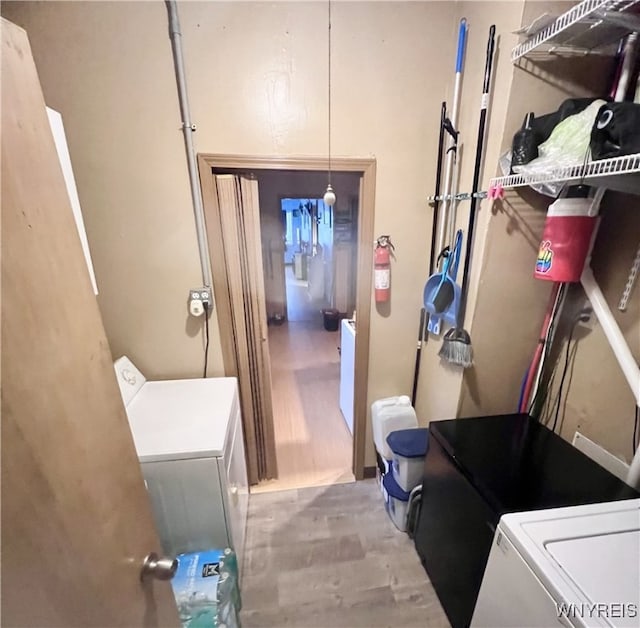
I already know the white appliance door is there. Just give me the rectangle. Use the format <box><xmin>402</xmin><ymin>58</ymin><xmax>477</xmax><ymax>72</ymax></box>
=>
<box><xmin>141</xmin><ymin>457</ymin><xmax>228</xmax><ymax>557</ymax></box>
<box><xmin>339</xmin><ymin>319</ymin><xmax>355</xmax><ymax>434</ymax></box>
<box><xmin>222</xmin><ymin>403</ymin><xmax>249</xmax><ymax>576</ymax></box>
<box><xmin>472</xmin><ymin>527</ymin><xmax>571</xmax><ymax>628</ymax></box>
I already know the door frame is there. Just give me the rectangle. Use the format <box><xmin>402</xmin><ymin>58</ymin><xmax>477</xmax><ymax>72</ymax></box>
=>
<box><xmin>198</xmin><ymin>154</ymin><xmax>376</xmax><ymax>481</ymax></box>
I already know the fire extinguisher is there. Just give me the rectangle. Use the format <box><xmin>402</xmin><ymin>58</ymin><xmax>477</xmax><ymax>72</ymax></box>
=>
<box><xmin>374</xmin><ymin>235</ymin><xmax>394</xmax><ymax>303</ymax></box>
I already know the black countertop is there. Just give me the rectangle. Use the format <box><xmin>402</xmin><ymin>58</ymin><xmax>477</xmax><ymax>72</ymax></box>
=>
<box><xmin>430</xmin><ymin>413</ymin><xmax>639</xmax><ymax>515</ymax></box>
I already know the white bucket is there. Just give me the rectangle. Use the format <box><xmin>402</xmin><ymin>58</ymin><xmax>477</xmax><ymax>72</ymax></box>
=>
<box><xmin>371</xmin><ymin>396</ymin><xmax>418</xmax><ymax>460</ymax></box>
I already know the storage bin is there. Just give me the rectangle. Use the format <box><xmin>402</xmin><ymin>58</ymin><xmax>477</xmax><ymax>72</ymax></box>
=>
<box><xmin>322</xmin><ymin>308</ymin><xmax>340</xmax><ymax>331</ymax></box>
<box><xmin>371</xmin><ymin>395</ymin><xmax>418</xmax><ymax>460</ymax></box>
<box><xmin>375</xmin><ymin>451</ymin><xmax>392</xmax><ymax>495</ymax></box>
<box><xmin>382</xmin><ymin>472</ymin><xmax>411</xmax><ymax>532</ymax></box>
<box><xmin>387</xmin><ymin>428</ymin><xmax>429</xmax><ymax>492</ymax></box>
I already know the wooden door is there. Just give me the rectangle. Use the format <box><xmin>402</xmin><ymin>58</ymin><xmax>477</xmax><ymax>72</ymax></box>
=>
<box><xmin>214</xmin><ymin>175</ymin><xmax>278</xmax><ymax>483</ymax></box>
<box><xmin>1</xmin><ymin>19</ymin><xmax>179</xmax><ymax>627</ymax></box>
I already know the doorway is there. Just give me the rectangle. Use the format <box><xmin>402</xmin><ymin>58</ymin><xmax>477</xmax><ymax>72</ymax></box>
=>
<box><xmin>199</xmin><ymin>155</ymin><xmax>375</xmax><ymax>490</ymax></box>
<box><xmin>259</xmin><ymin>171</ymin><xmax>361</xmax><ymax>492</ymax></box>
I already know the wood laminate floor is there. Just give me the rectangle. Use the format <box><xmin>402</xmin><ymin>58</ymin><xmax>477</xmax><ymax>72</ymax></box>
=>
<box><xmin>241</xmin><ymin>480</ymin><xmax>450</xmax><ymax>627</ymax></box>
<box><xmin>255</xmin><ymin>266</ymin><xmax>354</xmax><ymax>495</ymax></box>
<box><xmin>255</xmin><ymin>318</ymin><xmax>354</xmax><ymax>493</ymax></box>
<box><xmin>285</xmin><ymin>264</ymin><xmax>318</xmax><ymax>323</ymax></box>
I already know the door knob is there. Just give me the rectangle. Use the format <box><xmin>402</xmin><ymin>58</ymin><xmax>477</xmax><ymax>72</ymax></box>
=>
<box><xmin>140</xmin><ymin>552</ymin><xmax>178</xmax><ymax>582</ymax></box>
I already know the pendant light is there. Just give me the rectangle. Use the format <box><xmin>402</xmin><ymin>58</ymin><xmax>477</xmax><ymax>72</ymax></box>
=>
<box><xmin>323</xmin><ymin>0</ymin><xmax>336</xmax><ymax>207</ymax></box>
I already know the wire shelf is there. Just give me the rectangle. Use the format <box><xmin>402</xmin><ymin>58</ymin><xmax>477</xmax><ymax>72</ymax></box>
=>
<box><xmin>490</xmin><ymin>153</ymin><xmax>640</xmax><ymax>193</ymax></box>
<box><xmin>512</xmin><ymin>0</ymin><xmax>640</xmax><ymax>61</ymax></box>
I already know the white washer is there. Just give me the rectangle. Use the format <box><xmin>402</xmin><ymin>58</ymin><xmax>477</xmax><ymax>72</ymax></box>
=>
<box><xmin>114</xmin><ymin>356</ymin><xmax>249</xmax><ymax>573</ymax></box>
<box><xmin>472</xmin><ymin>499</ymin><xmax>640</xmax><ymax>628</ymax></box>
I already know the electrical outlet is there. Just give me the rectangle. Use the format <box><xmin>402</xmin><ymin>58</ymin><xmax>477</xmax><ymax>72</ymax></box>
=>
<box><xmin>189</xmin><ymin>288</ymin><xmax>211</xmax><ymax>306</ymax></box>
<box><xmin>188</xmin><ymin>287</ymin><xmax>212</xmax><ymax>317</ymax></box>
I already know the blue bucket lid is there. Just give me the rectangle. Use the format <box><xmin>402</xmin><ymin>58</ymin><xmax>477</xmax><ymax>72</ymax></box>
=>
<box><xmin>386</xmin><ymin>428</ymin><xmax>429</xmax><ymax>458</ymax></box>
<box><xmin>382</xmin><ymin>471</ymin><xmax>411</xmax><ymax>501</ymax></box>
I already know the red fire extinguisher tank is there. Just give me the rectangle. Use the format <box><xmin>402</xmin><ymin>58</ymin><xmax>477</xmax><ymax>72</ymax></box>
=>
<box><xmin>374</xmin><ymin>236</ymin><xmax>394</xmax><ymax>303</ymax></box>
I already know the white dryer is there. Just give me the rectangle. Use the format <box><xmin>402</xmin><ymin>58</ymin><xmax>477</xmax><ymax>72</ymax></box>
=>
<box><xmin>472</xmin><ymin>499</ymin><xmax>640</xmax><ymax>628</ymax></box>
<box><xmin>114</xmin><ymin>356</ymin><xmax>249</xmax><ymax>573</ymax></box>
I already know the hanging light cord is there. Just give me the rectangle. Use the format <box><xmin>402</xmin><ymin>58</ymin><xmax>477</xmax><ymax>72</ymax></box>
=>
<box><xmin>327</xmin><ymin>0</ymin><xmax>332</xmax><ymax>185</ymax></box>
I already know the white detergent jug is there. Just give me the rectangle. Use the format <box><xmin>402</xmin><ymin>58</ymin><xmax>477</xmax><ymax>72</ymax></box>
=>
<box><xmin>371</xmin><ymin>395</ymin><xmax>418</xmax><ymax>460</ymax></box>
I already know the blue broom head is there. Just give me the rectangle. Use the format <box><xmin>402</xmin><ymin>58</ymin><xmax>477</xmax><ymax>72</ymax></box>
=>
<box><xmin>439</xmin><ymin>327</ymin><xmax>473</xmax><ymax>368</ymax></box>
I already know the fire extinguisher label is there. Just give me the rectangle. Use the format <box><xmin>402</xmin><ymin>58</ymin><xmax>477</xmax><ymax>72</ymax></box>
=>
<box><xmin>375</xmin><ymin>269</ymin><xmax>390</xmax><ymax>289</ymax></box>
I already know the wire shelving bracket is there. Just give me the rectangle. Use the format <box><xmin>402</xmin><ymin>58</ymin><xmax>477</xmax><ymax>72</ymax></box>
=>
<box><xmin>512</xmin><ymin>0</ymin><xmax>640</xmax><ymax>61</ymax></box>
<box><xmin>427</xmin><ymin>191</ymin><xmax>487</xmax><ymax>203</ymax></box>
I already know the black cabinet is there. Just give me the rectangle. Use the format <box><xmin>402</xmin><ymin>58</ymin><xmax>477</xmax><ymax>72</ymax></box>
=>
<box><xmin>413</xmin><ymin>414</ymin><xmax>639</xmax><ymax>628</ymax></box>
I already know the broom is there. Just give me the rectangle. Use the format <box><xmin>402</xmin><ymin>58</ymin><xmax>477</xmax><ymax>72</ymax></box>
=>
<box><xmin>440</xmin><ymin>25</ymin><xmax>495</xmax><ymax>368</ymax></box>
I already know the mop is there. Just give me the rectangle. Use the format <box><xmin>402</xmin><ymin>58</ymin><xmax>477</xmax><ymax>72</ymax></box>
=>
<box><xmin>440</xmin><ymin>25</ymin><xmax>496</xmax><ymax>368</ymax></box>
<box><xmin>411</xmin><ymin>20</ymin><xmax>467</xmax><ymax>402</ymax></box>
<box><xmin>411</xmin><ymin>101</ymin><xmax>447</xmax><ymax>405</ymax></box>
<box><xmin>427</xmin><ymin>18</ymin><xmax>467</xmax><ymax>336</ymax></box>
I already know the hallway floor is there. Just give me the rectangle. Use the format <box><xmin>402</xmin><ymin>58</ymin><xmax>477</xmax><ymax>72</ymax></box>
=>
<box><xmin>241</xmin><ymin>480</ymin><xmax>450</xmax><ymax>627</ymax></box>
<box><xmin>254</xmin><ymin>317</ymin><xmax>354</xmax><ymax>494</ymax></box>
<box><xmin>285</xmin><ymin>263</ymin><xmax>323</xmax><ymax>322</ymax></box>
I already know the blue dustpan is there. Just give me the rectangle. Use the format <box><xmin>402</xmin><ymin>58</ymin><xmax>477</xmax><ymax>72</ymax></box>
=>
<box><xmin>442</xmin><ymin>230</ymin><xmax>463</xmax><ymax>327</ymax></box>
<box><xmin>424</xmin><ymin>250</ymin><xmax>454</xmax><ymax>316</ymax></box>
<box><xmin>443</xmin><ymin>282</ymin><xmax>462</xmax><ymax>326</ymax></box>
<box><xmin>424</xmin><ymin>249</ymin><xmax>454</xmax><ymax>336</ymax></box>
<box><xmin>426</xmin><ymin>231</ymin><xmax>463</xmax><ymax>334</ymax></box>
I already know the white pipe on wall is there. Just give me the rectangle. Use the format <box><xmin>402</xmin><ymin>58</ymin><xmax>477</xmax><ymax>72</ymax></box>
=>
<box><xmin>580</xmin><ymin>266</ymin><xmax>640</xmax><ymax>489</ymax></box>
<box><xmin>166</xmin><ymin>0</ymin><xmax>212</xmax><ymax>290</ymax></box>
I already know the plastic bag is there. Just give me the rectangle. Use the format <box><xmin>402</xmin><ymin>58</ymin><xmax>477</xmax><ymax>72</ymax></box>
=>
<box><xmin>172</xmin><ymin>549</ymin><xmax>242</xmax><ymax>628</ymax></box>
<box><xmin>513</xmin><ymin>99</ymin><xmax>606</xmax><ymax>175</ymax></box>
<box><xmin>499</xmin><ymin>150</ymin><xmax>563</xmax><ymax>198</ymax></box>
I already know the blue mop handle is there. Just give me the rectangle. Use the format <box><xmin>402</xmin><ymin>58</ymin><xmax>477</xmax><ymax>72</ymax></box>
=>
<box><xmin>456</xmin><ymin>19</ymin><xmax>468</xmax><ymax>73</ymax></box>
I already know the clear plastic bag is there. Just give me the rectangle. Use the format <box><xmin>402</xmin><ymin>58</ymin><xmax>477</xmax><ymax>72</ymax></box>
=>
<box><xmin>499</xmin><ymin>150</ymin><xmax>563</xmax><ymax>198</ymax></box>
<box><xmin>513</xmin><ymin>99</ymin><xmax>605</xmax><ymax>175</ymax></box>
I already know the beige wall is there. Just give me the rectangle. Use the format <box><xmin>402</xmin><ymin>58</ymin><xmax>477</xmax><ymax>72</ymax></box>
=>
<box><xmin>551</xmin><ymin>193</ymin><xmax>640</xmax><ymax>465</ymax></box>
<box><xmin>3</xmin><ymin>0</ymin><xmax>225</xmax><ymax>380</ymax></box>
<box><xmin>458</xmin><ymin>0</ymin><xmax>640</xmax><ymax>466</ymax></box>
<box><xmin>8</xmin><ymin>0</ymin><xmax>635</xmax><ymax>471</ymax></box>
<box><xmin>414</xmin><ymin>1</ymin><xmax>526</xmax><ymax>425</ymax></box>
<box><xmin>3</xmin><ymin>1</ymin><xmax>471</xmax><ymax>467</ymax></box>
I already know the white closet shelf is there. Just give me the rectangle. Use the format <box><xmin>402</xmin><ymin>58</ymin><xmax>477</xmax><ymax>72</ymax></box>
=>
<box><xmin>512</xmin><ymin>0</ymin><xmax>640</xmax><ymax>61</ymax></box>
<box><xmin>490</xmin><ymin>153</ymin><xmax>640</xmax><ymax>195</ymax></box>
